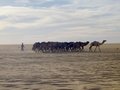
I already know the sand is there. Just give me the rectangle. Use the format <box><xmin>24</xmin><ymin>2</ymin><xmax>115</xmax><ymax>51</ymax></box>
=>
<box><xmin>0</xmin><ymin>44</ymin><xmax>119</xmax><ymax>90</ymax></box>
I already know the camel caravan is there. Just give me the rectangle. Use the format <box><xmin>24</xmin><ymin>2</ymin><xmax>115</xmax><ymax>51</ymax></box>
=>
<box><xmin>32</xmin><ymin>40</ymin><xmax>107</xmax><ymax>53</ymax></box>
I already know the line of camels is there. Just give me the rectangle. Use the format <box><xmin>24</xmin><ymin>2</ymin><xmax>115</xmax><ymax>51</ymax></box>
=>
<box><xmin>32</xmin><ymin>40</ymin><xmax>107</xmax><ymax>53</ymax></box>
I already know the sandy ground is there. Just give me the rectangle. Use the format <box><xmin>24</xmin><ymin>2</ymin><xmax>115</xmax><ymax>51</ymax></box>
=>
<box><xmin>0</xmin><ymin>44</ymin><xmax>119</xmax><ymax>90</ymax></box>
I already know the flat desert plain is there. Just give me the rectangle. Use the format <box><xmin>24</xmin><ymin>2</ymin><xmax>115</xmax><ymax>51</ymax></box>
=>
<box><xmin>0</xmin><ymin>44</ymin><xmax>119</xmax><ymax>90</ymax></box>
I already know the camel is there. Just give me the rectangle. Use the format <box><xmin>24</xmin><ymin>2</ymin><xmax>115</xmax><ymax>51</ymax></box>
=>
<box><xmin>80</xmin><ymin>41</ymin><xmax>89</xmax><ymax>50</ymax></box>
<box><xmin>89</xmin><ymin>40</ymin><xmax>107</xmax><ymax>52</ymax></box>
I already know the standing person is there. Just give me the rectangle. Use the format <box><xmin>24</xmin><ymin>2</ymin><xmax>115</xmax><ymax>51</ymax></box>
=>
<box><xmin>21</xmin><ymin>43</ymin><xmax>24</xmax><ymax>51</ymax></box>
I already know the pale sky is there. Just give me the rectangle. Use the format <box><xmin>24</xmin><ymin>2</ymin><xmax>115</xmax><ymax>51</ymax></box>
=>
<box><xmin>0</xmin><ymin>0</ymin><xmax>120</xmax><ymax>44</ymax></box>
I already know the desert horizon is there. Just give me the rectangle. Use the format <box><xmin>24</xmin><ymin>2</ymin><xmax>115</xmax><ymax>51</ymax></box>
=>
<box><xmin>0</xmin><ymin>43</ymin><xmax>120</xmax><ymax>53</ymax></box>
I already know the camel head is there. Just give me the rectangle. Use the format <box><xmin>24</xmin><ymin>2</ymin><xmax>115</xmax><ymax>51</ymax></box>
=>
<box><xmin>83</xmin><ymin>41</ymin><xmax>89</xmax><ymax>46</ymax></box>
<box><xmin>86</xmin><ymin>41</ymin><xmax>89</xmax><ymax>44</ymax></box>
<box><xmin>103</xmin><ymin>40</ymin><xmax>107</xmax><ymax>43</ymax></box>
<box><xmin>101</xmin><ymin>40</ymin><xmax>107</xmax><ymax>45</ymax></box>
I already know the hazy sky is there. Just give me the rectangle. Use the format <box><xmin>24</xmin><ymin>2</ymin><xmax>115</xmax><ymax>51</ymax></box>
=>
<box><xmin>0</xmin><ymin>0</ymin><xmax>120</xmax><ymax>44</ymax></box>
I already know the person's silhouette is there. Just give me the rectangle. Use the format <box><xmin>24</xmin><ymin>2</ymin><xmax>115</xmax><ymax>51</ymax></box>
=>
<box><xmin>21</xmin><ymin>43</ymin><xmax>24</xmax><ymax>51</ymax></box>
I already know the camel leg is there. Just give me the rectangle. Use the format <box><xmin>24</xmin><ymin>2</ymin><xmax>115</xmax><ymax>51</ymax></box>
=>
<box><xmin>89</xmin><ymin>45</ymin><xmax>92</xmax><ymax>52</ymax></box>
<box><xmin>94</xmin><ymin>46</ymin><xmax>97</xmax><ymax>52</ymax></box>
<box><xmin>98</xmin><ymin>46</ymin><xmax>101</xmax><ymax>52</ymax></box>
<box><xmin>82</xmin><ymin>46</ymin><xmax>84</xmax><ymax>52</ymax></box>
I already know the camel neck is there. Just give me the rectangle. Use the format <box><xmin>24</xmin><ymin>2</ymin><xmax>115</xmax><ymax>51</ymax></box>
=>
<box><xmin>100</xmin><ymin>41</ymin><xmax>105</xmax><ymax>45</ymax></box>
